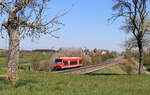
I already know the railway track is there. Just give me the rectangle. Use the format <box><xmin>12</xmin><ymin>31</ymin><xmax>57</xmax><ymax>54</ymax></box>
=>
<box><xmin>52</xmin><ymin>56</ymin><xmax>125</xmax><ymax>74</ymax></box>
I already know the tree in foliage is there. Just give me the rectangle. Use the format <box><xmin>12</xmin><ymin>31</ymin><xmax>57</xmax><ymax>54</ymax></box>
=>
<box><xmin>0</xmin><ymin>0</ymin><xmax>64</xmax><ymax>83</ymax></box>
<box><xmin>111</xmin><ymin>0</ymin><xmax>150</xmax><ymax>74</ymax></box>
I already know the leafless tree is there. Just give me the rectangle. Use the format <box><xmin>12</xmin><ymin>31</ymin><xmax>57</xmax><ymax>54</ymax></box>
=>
<box><xmin>0</xmin><ymin>0</ymin><xmax>64</xmax><ymax>83</ymax></box>
<box><xmin>111</xmin><ymin>0</ymin><xmax>150</xmax><ymax>74</ymax></box>
<box><xmin>124</xmin><ymin>36</ymin><xmax>150</xmax><ymax>51</ymax></box>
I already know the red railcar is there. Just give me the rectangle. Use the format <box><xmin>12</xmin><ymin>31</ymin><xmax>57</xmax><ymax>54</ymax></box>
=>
<box><xmin>54</xmin><ymin>57</ymin><xmax>83</xmax><ymax>70</ymax></box>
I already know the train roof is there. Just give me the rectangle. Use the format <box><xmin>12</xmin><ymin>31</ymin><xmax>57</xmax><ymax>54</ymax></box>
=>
<box><xmin>56</xmin><ymin>57</ymin><xmax>82</xmax><ymax>59</ymax></box>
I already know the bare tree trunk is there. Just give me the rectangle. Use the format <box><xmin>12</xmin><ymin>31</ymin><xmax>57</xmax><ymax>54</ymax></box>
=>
<box><xmin>138</xmin><ymin>40</ymin><xmax>144</xmax><ymax>75</ymax></box>
<box><xmin>7</xmin><ymin>28</ymin><xmax>20</xmax><ymax>83</ymax></box>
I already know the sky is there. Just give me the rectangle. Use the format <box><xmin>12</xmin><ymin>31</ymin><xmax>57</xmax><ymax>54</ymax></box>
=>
<box><xmin>0</xmin><ymin>0</ymin><xmax>129</xmax><ymax>52</ymax></box>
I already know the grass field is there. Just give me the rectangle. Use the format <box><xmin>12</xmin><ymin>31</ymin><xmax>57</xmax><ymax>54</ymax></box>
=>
<box><xmin>0</xmin><ymin>71</ymin><xmax>150</xmax><ymax>95</ymax></box>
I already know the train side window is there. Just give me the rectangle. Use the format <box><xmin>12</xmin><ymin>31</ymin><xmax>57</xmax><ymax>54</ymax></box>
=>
<box><xmin>70</xmin><ymin>61</ymin><xmax>77</xmax><ymax>65</ymax></box>
<box><xmin>64</xmin><ymin>61</ymin><xmax>68</xmax><ymax>65</ymax></box>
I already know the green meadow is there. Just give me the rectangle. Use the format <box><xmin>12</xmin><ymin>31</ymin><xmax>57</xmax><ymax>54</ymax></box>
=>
<box><xmin>0</xmin><ymin>71</ymin><xmax>150</xmax><ymax>95</ymax></box>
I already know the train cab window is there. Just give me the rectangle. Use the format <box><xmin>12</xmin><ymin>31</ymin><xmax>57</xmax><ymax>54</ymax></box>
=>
<box><xmin>70</xmin><ymin>61</ymin><xmax>77</xmax><ymax>65</ymax></box>
<box><xmin>55</xmin><ymin>59</ymin><xmax>62</xmax><ymax>64</ymax></box>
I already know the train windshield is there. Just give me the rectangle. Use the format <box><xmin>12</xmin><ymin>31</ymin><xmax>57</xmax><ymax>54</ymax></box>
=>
<box><xmin>55</xmin><ymin>59</ymin><xmax>62</xmax><ymax>64</ymax></box>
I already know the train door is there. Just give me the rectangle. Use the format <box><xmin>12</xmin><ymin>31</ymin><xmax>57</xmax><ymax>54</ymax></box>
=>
<box><xmin>77</xmin><ymin>60</ymin><xmax>79</xmax><ymax>65</ymax></box>
<box><xmin>63</xmin><ymin>60</ymin><xmax>69</xmax><ymax>66</ymax></box>
<box><xmin>68</xmin><ymin>60</ymin><xmax>70</xmax><ymax>67</ymax></box>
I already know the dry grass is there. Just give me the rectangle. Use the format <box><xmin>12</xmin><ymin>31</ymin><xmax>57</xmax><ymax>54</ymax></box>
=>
<box><xmin>118</xmin><ymin>58</ymin><xmax>138</xmax><ymax>74</ymax></box>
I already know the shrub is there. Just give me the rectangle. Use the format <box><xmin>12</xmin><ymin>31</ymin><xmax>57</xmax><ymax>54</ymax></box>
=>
<box><xmin>31</xmin><ymin>52</ymin><xmax>51</xmax><ymax>71</ymax></box>
<box><xmin>119</xmin><ymin>58</ymin><xmax>138</xmax><ymax>74</ymax></box>
<box><xmin>90</xmin><ymin>52</ymin><xmax>118</xmax><ymax>64</ymax></box>
<box><xmin>144</xmin><ymin>54</ymin><xmax>150</xmax><ymax>65</ymax></box>
<box><xmin>91</xmin><ymin>56</ymin><xmax>102</xmax><ymax>64</ymax></box>
<box><xmin>38</xmin><ymin>60</ymin><xmax>50</xmax><ymax>71</ymax></box>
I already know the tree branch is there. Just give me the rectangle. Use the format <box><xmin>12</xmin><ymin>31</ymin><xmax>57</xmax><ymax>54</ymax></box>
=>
<box><xmin>13</xmin><ymin>0</ymin><xmax>28</xmax><ymax>13</ymax></box>
<box><xmin>0</xmin><ymin>1</ymin><xmax>10</xmax><ymax>13</ymax></box>
<box><xmin>21</xmin><ymin>21</ymin><xmax>40</xmax><ymax>29</ymax></box>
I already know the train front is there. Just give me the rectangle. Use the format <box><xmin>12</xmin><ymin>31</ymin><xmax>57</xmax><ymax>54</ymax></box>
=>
<box><xmin>54</xmin><ymin>58</ymin><xmax>63</xmax><ymax>70</ymax></box>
